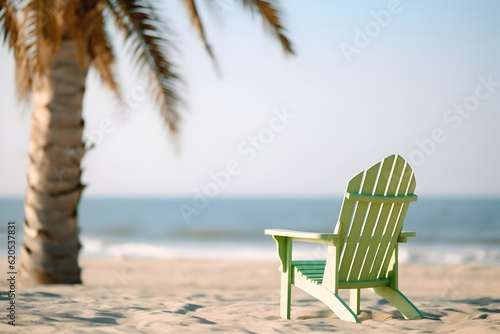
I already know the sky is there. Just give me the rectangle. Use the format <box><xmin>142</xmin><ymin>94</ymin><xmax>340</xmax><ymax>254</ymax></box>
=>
<box><xmin>1</xmin><ymin>0</ymin><xmax>499</xmax><ymax>197</ymax></box>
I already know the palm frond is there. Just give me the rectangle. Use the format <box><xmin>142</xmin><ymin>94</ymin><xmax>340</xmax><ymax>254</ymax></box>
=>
<box><xmin>0</xmin><ymin>0</ymin><xmax>18</xmax><ymax>48</ymax></box>
<box><xmin>106</xmin><ymin>0</ymin><xmax>180</xmax><ymax>132</ymax></box>
<box><xmin>0</xmin><ymin>1</ymin><xmax>31</xmax><ymax>101</ymax></box>
<box><xmin>182</xmin><ymin>0</ymin><xmax>218</xmax><ymax>70</ymax></box>
<box><xmin>14</xmin><ymin>34</ymin><xmax>32</xmax><ymax>101</ymax></box>
<box><xmin>88</xmin><ymin>13</ymin><xmax>119</xmax><ymax>97</ymax></box>
<box><xmin>59</xmin><ymin>0</ymin><xmax>103</xmax><ymax>69</ymax></box>
<box><xmin>241</xmin><ymin>0</ymin><xmax>294</xmax><ymax>54</ymax></box>
<box><xmin>22</xmin><ymin>0</ymin><xmax>61</xmax><ymax>75</ymax></box>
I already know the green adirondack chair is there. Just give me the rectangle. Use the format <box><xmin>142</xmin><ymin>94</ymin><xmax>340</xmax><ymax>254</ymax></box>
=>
<box><xmin>265</xmin><ymin>154</ymin><xmax>423</xmax><ymax>323</ymax></box>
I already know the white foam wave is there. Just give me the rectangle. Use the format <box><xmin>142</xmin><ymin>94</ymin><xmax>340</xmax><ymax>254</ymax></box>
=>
<box><xmin>80</xmin><ymin>237</ymin><xmax>500</xmax><ymax>264</ymax></box>
<box><xmin>398</xmin><ymin>245</ymin><xmax>500</xmax><ymax>265</ymax></box>
<box><xmin>80</xmin><ymin>237</ymin><xmax>276</xmax><ymax>260</ymax></box>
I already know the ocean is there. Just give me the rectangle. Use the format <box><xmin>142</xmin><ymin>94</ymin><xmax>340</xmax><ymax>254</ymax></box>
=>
<box><xmin>1</xmin><ymin>196</ymin><xmax>499</xmax><ymax>264</ymax></box>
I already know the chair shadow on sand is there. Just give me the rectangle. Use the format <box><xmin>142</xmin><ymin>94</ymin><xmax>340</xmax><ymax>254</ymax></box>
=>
<box><xmin>284</xmin><ymin>294</ymin><xmax>500</xmax><ymax>322</ymax></box>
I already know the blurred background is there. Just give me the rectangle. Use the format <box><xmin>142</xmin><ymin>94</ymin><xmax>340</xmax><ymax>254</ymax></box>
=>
<box><xmin>1</xmin><ymin>0</ymin><xmax>499</xmax><ymax>264</ymax></box>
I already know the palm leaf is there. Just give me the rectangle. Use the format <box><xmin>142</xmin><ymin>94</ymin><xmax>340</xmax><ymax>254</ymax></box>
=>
<box><xmin>106</xmin><ymin>0</ymin><xmax>180</xmax><ymax>132</ymax></box>
<box><xmin>88</xmin><ymin>12</ymin><xmax>120</xmax><ymax>97</ymax></box>
<box><xmin>0</xmin><ymin>0</ymin><xmax>18</xmax><ymax>48</ymax></box>
<box><xmin>182</xmin><ymin>0</ymin><xmax>218</xmax><ymax>71</ymax></box>
<box><xmin>241</xmin><ymin>0</ymin><xmax>294</xmax><ymax>54</ymax></box>
<box><xmin>59</xmin><ymin>0</ymin><xmax>118</xmax><ymax>94</ymax></box>
<box><xmin>14</xmin><ymin>38</ymin><xmax>32</xmax><ymax>101</ymax></box>
<box><xmin>21</xmin><ymin>0</ymin><xmax>61</xmax><ymax>75</ymax></box>
<box><xmin>0</xmin><ymin>1</ymin><xmax>32</xmax><ymax>101</ymax></box>
<box><xmin>107</xmin><ymin>0</ymin><xmax>179</xmax><ymax>133</ymax></box>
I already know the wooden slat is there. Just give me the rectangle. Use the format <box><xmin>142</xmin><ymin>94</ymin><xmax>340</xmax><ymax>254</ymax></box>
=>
<box><xmin>295</xmin><ymin>270</ymin><xmax>324</xmax><ymax>280</ymax></box>
<box><xmin>336</xmin><ymin>171</ymin><xmax>363</xmax><ymax>251</ymax></box>
<box><xmin>368</xmin><ymin>156</ymin><xmax>409</xmax><ymax>280</ymax></box>
<box><xmin>339</xmin><ymin>161</ymin><xmax>381</xmax><ymax>280</ymax></box>
<box><xmin>346</xmin><ymin>202</ymin><xmax>381</xmax><ymax>282</ymax></box>
<box><xmin>293</xmin><ymin>266</ymin><xmax>326</xmax><ymax>271</ymax></box>
<box><xmin>358</xmin><ymin>204</ymin><xmax>390</xmax><ymax>279</ymax></box>
<box><xmin>298</xmin><ymin>271</ymin><xmax>324</xmax><ymax>276</ymax></box>
<box><xmin>377</xmin><ymin>164</ymin><xmax>415</xmax><ymax>279</ymax></box>
<box><xmin>368</xmin><ymin>204</ymin><xmax>402</xmax><ymax>280</ymax></box>
<box><xmin>265</xmin><ymin>229</ymin><xmax>338</xmax><ymax>240</ymax></box>
<box><xmin>293</xmin><ymin>262</ymin><xmax>326</xmax><ymax>283</ymax></box>
<box><xmin>293</xmin><ymin>262</ymin><xmax>326</xmax><ymax>271</ymax></box>
<box><xmin>398</xmin><ymin>161</ymin><xmax>413</xmax><ymax>196</ymax></box>
<box><xmin>297</xmin><ymin>270</ymin><xmax>324</xmax><ymax>276</ymax></box>
<box><xmin>348</xmin><ymin>155</ymin><xmax>396</xmax><ymax>281</ymax></box>
<box><xmin>339</xmin><ymin>278</ymin><xmax>390</xmax><ymax>289</ymax></box>
<box><xmin>346</xmin><ymin>193</ymin><xmax>418</xmax><ymax>204</ymax></box>
<box><xmin>294</xmin><ymin>261</ymin><xmax>326</xmax><ymax>281</ymax></box>
<box><xmin>378</xmin><ymin>170</ymin><xmax>416</xmax><ymax>277</ymax></box>
<box><xmin>358</xmin><ymin>155</ymin><xmax>396</xmax><ymax>280</ymax></box>
<box><xmin>297</xmin><ymin>268</ymin><xmax>325</xmax><ymax>274</ymax></box>
<box><xmin>295</xmin><ymin>265</ymin><xmax>325</xmax><ymax>270</ymax></box>
<box><xmin>387</xmin><ymin>156</ymin><xmax>406</xmax><ymax>195</ymax></box>
<box><xmin>339</xmin><ymin>205</ymin><xmax>369</xmax><ymax>281</ymax></box>
<box><xmin>292</xmin><ymin>260</ymin><xmax>326</xmax><ymax>265</ymax></box>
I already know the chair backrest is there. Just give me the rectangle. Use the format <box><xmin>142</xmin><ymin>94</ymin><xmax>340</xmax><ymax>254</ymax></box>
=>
<box><xmin>334</xmin><ymin>155</ymin><xmax>417</xmax><ymax>282</ymax></box>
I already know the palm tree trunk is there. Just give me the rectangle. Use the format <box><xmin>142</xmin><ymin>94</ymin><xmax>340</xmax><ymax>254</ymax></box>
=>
<box><xmin>20</xmin><ymin>39</ymin><xmax>87</xmax><ymax>284</ymax></box>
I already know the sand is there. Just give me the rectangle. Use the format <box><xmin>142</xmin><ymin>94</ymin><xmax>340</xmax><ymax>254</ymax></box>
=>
<box><xmin>1</xmin><ymin>258</ymin><xmax>499</xmax><ymax>333</ymax></box>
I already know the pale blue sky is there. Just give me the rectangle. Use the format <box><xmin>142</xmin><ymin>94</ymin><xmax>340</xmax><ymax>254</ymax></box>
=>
<box><xmin>1</xmin><ymin>0</ymin><xmax>499</xmax><ymax>197</ymax></box>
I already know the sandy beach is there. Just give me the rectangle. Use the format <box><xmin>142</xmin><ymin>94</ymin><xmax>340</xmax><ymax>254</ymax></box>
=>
<box><xmin>0</xmin><ymin>257</ymin><xmax>498</xmax><ymax>333</ymax></box>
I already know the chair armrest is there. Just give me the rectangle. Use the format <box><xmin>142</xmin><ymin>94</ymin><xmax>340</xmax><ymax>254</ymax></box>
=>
<box><xmin>265</xmin><ymin>229</ymin><xmax>339</xmax><ymax>245</ymax></box>
<box><xmin>398</xmin><ymin>231</ymin><xmax>417</xmax><ymax>243</ymax></box>
<box><xmin>265</xmin><ymin>229</ymin><xmax>339</xmax><ymax>273</ymax></box>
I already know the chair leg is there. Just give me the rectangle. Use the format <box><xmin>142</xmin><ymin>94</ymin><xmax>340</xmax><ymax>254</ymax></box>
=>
<box><xmin>350</xmin><ymin>289</ymin><xmax>360</xmax><ymax>315</ymax></box>
<box><xmin>318</xmin><ymin>290</ymin><xmax>360</xmax><ymax>323</ymax></box>
<box><xmin>280</xmin><ymin>272</ymin><xmax>291</xmax><ymax>319</ymax></box>
<box><xmin>293</xmin><ymin>274</ymin><xmax>360</xmax><ymax>322</ymax></box>
<box><xmin>370</xmin><ymin>287</ymin><xmax>423</xmax><ymax>320</ymax></box>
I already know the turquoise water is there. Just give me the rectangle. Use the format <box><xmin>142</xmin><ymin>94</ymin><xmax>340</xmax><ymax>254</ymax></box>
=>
<box><xmin>1</xmin><ymin>196</ymin><xmax>499</xmax><ymax>264</ymax></box>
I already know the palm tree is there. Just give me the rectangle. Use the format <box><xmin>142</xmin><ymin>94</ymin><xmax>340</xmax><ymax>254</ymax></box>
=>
<box><xmin>0</xmin><ymin>0</ymin><xmax>293</xmax><ymax>284</ymax></box>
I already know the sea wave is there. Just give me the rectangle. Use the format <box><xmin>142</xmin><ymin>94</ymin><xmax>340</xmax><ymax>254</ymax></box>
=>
<box><xmin>80</xmin><ymin>237</ymin><xmax>500</xmax><ymax>265</ymax></box>
<box><xmin>399</xmin><ymin>245</ymin><xmax>500</xmax><ymax>265</ymax></box>
<box><xmin>80</xmin><ymin>237</ymin><xmax>275</xmax><ymax>260</ymax></box>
